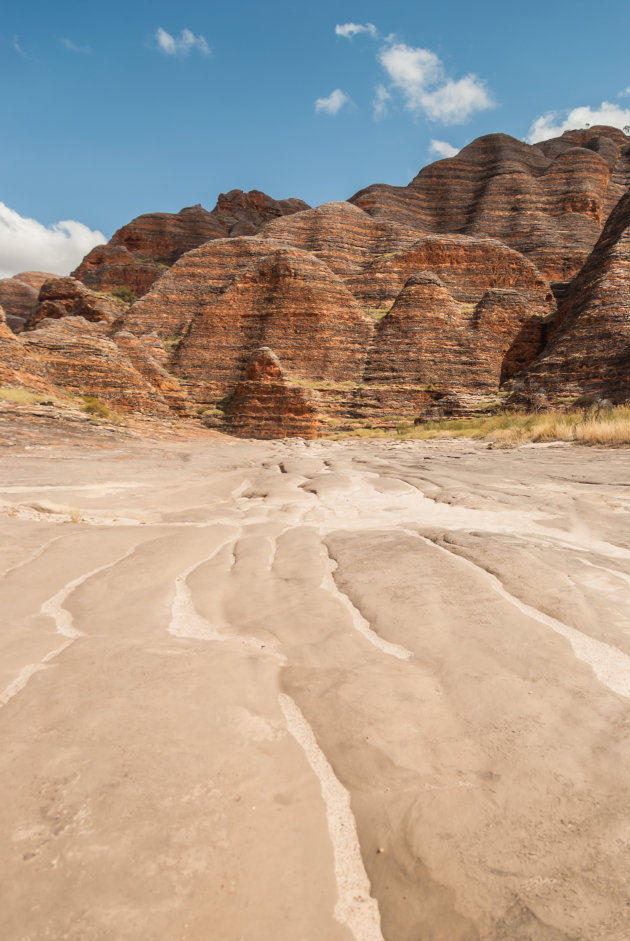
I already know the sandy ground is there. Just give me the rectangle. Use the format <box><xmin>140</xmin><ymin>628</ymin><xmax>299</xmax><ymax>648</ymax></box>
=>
<box><xmin>1</xmin><ymin>418</ymin><xmax>630</xmax><ymax>941</ymax></box>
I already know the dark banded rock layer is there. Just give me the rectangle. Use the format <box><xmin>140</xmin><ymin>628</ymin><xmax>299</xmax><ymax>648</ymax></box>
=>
<box><xmin>351</xmin><ymin>126</ymin><xmax>630</xmax><ymax>280</ymax></box>
<box><xmin>125</xmin><ymin>237</ymin><xmax>373</xmax><ymax>404</ymax></box>
<box><xmin>0</xmin><ymin>272</ymin><xmax>56</xmax><ymax>333</ymax></box>
<box><xmin>72</xmin><ymin>191</ymin><xmax>310</xmax><ymax>298</ymax></box>
<box><xmin>524</xmin><ymin>191</ymin><xmax>630</xmax><ymax>402</ymax></box>
<box><xmin>224</xmin><ymin>347</ymin><xmax>320</xmax><ymax>438</ymax></box>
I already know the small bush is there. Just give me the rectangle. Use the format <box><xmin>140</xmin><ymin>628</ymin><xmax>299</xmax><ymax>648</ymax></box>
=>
<box><xmin>109</xmin><ymin>286</ymin><xmax>137</xmax><ymax>306</ymax></box>
<box><xmin>81</xmin><ymin>395</ymin><xmax>113</xmax><ymax>420</ymax></box>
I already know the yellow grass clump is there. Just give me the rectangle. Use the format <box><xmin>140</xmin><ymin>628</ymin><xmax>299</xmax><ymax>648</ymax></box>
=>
<box><xmin>330</xmin><ymin>407</ymin><xmax>630</xmax><ymax>447</ymax></box>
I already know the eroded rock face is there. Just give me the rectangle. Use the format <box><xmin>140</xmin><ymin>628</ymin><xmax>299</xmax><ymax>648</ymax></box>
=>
<box><xmin>20</xmin><ymin>319</ymin><xmax>173</xmax><ymax>416</ymax></box>
<box><xmin>25</xmin><ymin>278</ymin><xmax>123</xmax><ymax>330</ymax></box>
<box><xmin>351</xmin><ymin>126</ymin><xmax>630</xmax><ymax>279</ymax></box>
<box><xmin>0</xmin><ymin>272</ymin><xmax>56</xmax><ymax>333</ymax></box>
<box><xmin>213</xmin><ymin>189</ymin><xmax>310</xmax><ymax>237</ymax></box>
<box><xmin>260</xmin><ymin>201</ymin><xmax>423</xmax><ymax>278</ymax></box>
<box><xmin>125</xmin><ymin>237</ymin><xmax>373</xmax><ymax>403</ymax></box>
<box><xmin>224</xmin><ymin>347</ymin><xmax>320</xmax><ymax>438</ymax></box>
<box><xmin>72</xmin><ymin>191</ymin><xmax>310</xmax><ymax>298</ymax></box>
<box><xmin>0</xmin><ymin>305</ymin><xmax>51</xmax><ymax>391</ymax></box>
<box><xmin>524</xmin><ymin>191</ymin><xmax>630</xmax><ymax>402</ymax></box>
<box><xmin>365</xmin><ymin>274</ymin><xmax>544</xmax><ymax>394</ymax></box>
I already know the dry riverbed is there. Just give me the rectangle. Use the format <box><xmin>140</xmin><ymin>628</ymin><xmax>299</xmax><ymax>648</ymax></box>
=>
<box><xmin>1</xmin><ymin>418</ymin><xmax>629</xmax><ymax>941</ymax></box>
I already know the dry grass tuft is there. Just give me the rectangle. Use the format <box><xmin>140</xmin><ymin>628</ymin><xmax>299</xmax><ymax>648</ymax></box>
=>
<box><xmin>0</xmin><ymin>387</ymin><xmax>46</xmax><ymax>405</ymax></box>
<box><xmin>330</xmin><ymin>407</ymin><xmax>630</xmax><ymax>447</ymax></box>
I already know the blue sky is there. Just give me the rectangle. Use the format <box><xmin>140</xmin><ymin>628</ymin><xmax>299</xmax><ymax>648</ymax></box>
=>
<box><xmin>1</xmin><ymin>0</ymin><xmax>629</xmax><ymax>276</ymax></box>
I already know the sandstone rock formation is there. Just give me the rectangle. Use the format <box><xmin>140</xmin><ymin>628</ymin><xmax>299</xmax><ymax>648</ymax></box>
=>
<box><xmin>0</xmin><ymin>271</ymin><xmax>56</xmax><ymax>332</ymax></box>
<box><xmin>73</xmin><ymin>191</ymin><xmax>310</xmax><ymax>299</ymax></box>
<box><xmin>6</xmin><ymin>125</ymin><xmax>629</xmax><ymax>437</ymax></box>
<box><xmin>25</xmin><ymin>278</ymin><xmax>123</xmax><ymax>330</ymax></box>
<box><xmin>261</xmin><ymin>201</ymin><xmax>555</xmax><ymax>317</ymax></box>
<box><xmin>212</xmin><ymin>189</ymin><xmax>310</xmax><ymax>237</ymax></box>
<box><xmin>351</xmin><ymin>126</ymin><xmax>630</xmax><ymax>280</ymax></box>
<box><xmin>0</xmin><ymin>305</ymin><xmax>50</xmax><ymax>391</ymax></box>
<box><xmin>223</xmin><ymin>347</ymin><xmax>320</xmax><ymax>438</ymax></box>
<box><xmin>125</xmin><ymin>237</ymin><xmax>373</xmax><ymax>403</ymax></box>
<box><xmin>364</xmin><ymin>273</ymin><xmax>544</xmax><ymax>394</ymax></box>
<box><xmin>20</xmin><ymin>319</ymin><xmax>174</xmax><ymax>417</ymax></box>
<box><xmin>523</xmin><ymin>191</ymin><xmax>630</xmax><ymax>401</ymax></box>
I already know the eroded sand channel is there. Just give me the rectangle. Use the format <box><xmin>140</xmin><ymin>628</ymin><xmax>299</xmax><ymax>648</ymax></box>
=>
<box><xmin>1</xmin><ymin>429</ymin><xmax>629</xmax><ymax>941</ymax></box>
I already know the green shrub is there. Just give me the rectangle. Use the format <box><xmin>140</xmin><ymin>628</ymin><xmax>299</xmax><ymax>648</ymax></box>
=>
<box><xmin>81</xmin><ymin>396</ymin><xmax>113</xmax><ymax>420</ymax></box>
<box><xmin>109</xmin><ymin>286</ymin><xmax>137</xmax><ymax>306</ymax></box>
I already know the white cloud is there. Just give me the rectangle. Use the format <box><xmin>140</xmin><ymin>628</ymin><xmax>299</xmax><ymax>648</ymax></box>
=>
<box><xmin>61</xmin><ymin>38</ymin><xmax>90</xmax><ymax>53</ymax></box>
<box><xmin>378</xmin><ymin>42</ymin><xmax>493</xmax><ymax>124</ymax></box>
<box><xmin>155</xmin><ymin>27</ymin><xmax>210</xmax><ymax>56</ymax></box>
<box><xmin>379</xmin><ymin>43</ymin><xmax>442</xmax><ymax>108</ymax></box>
<box><xmin>429</xmin><ymin>139</ymin><xmax>460</xmax><ymax>158</ymax></box>
<box><xmin>527</xmin><ymin>102</ymin><xmax>630</xmax><ymax>142</ymax></box>
<box><xmin>619</xmin><ymin>87</ymin><xmax>630</xmax><ymax>98</ymax></box>
<box><xmin>421</xmin><ymin>75</ymin><xmax>493</xmax><ymax>125</ymax></box>
<box><xmin>373</xmin><ymin>84</ymin><xmax>391</xmax><ymax>120</ymax></box>
<box><xmin>13</xmin><ymin>35</ymin><xmax>26</xmax><ymax>57</ymax></box>
<box><xmin>335</xmin><ymin>23</ymin><xmax>378</xmax><ymax>39</ymax></box>
<box><xmin>0</xmin><ymin>203</ymin><xmax>105</xmax><ymax>280</ymax></box>
<box><xmin>315</xmin><ymin>89</ymin><xmax>352</xmax><ymax>115</ymax></box>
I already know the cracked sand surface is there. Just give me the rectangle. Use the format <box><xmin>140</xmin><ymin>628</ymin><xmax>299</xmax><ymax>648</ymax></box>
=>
<box><xmin>1</xmin><ymin>430</ymin><xmax>629</xmax><ymax>940</ymax></box>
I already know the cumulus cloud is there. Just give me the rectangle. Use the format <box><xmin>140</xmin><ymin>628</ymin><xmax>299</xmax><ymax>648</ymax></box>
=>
<box><xmin>378</xmin><ymin>42</ymin><xmax>493</xmax><ymax>125</ymax></box>
<box><xmin>0</xmin><ymin>203</ymin><xmax>105</xmax><ymax>279</ymax></box>
<box><xmin>373</xmin><ymin>84</ymin><xmax>392</xmax><ymax>120</ymax></box>
<box><xmin>155</xmin><ymin>27</ymin><xmax>210</xmax><ymax>56</ymax></box>
<box><xmin>315</xmin><ymin>89</ymin><xmax>352</xmax><ymax>115</ymax></box>
<box><xmin>527</xmin><ymin>102</ymin><xmax>630</xmax><ymax>142</ymax></box>
<box><xmin>379</xmin><ymin>43</ymin><xmax>443</xmax><ymax>107</ymax></box>
<box><xmin>421</xmin><ymin>76</ymin><xmax>493</xmax><ymax>124</ymax></box>
<box><xmin>335</xmin><ymin>23</ymin><xmax>378</xmax><ymax>39</ymax></box>
<box><xmin>619</xmin><ymin>87</ymin><xmax>630</xmax><ymax>98</ymax></box>
<box><xmin>429</xmin><ymin>139</ymin><xmax>460</xmax><ymax>159</ymax></box>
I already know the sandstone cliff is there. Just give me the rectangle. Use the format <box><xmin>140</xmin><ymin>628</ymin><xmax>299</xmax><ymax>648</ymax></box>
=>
<box><xmin>0</xmin><ymin>271</ymin><xmax>56</xmax><ymax>332</ymax></box>
<box><xmin>223</xmin><ymin>347</ymin><xmax>320</xmax><ymax>438</ymax></box>
<box><xmin>125</xmin><ymin>237</ymin><xmax>373</xmax><ymax>404</ymax></box>
<box><xmin>4</xmin><ymin>125</ymin><xmax>629</xmax><ymax>438</ymax></box>
<box><xmin>72</xmin><ymin>191</ymin><xmax>310</xmax><ymax>298</ymax></box>
<box><xmin>350</xmin><ymin>126</ymin><xmax>630</xmax><ymax>280</ymax></box>
<box><xmin>260</xmin><ymin>201</ymin><xmax>554</xmax><ymax>317</ymax></box>
<box><xmin>25</xmin><ymin>277</ymin><xmax>123</xmax><ymax>330</ymax></box>
<box><xmin>523</xmin><ymin>191</ymin><xmax>630</xmax><ymax>401</ymax></box>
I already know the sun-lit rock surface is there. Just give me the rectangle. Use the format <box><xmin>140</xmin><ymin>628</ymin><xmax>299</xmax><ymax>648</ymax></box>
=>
<box><xmin>0</xmin><ymin>271</ymin><xmax>56</xmax><ymax>333</ymax></box>
<box><xmin>223</xmin><ymin>347</ymin><xmax>321</xmax><ymax>438</ymax></box>
<box><xmin>72</xmin><ymin>191</ymin><xmax>310</xmax><ymax>298</ymax></box>
<box><xmin>25</xmin><ymin>277</ymin><xmax>123</xmax><ymax>330</ymax></box>
<box><xmin>524</xmin><ymin>191</ymin><xmax>630</xmax><ymax>402</ymax></box>
<box><xmin>350</xmin><ymin>126</ymin><xmax>630</xmax><ymax>279</ymax></box>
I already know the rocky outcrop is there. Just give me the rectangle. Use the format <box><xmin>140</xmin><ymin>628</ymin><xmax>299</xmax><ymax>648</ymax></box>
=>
<box><xmin>0</xmin><ymin>271</ymin><xmax>56</xmax><ymax>333</ymax></box>
<box><xmin>523</xmin><ymin>191</ymin><xmax>630</xmax><ymax>402</ymax></box>
<box><xmin>212</xmin><ymin>190</ymin><xmax>310</xmax><ymax>237</ymax></box>
<box><xmin>351</xmin><ymin>126</ymin><xmax>630</xmax><ymax>280</ymax></box>
<box><xmin>0</xmin><ymin>305</ymin><xmax>51</xmax><ymax>391</ymax></box>
<box><xmin>348</xmin><ymin>234</ymin><xmax>555</xmax><ymax>315</ymax></box>
<box><xmin>260</xmin><ymin>201</ymin><xmax>422</xmax><ymax>278</ymax></box>
<box><xmin>20</xmin><ymin>318</ymin><xmax>174</xmax><ymax>416</ymax></box>
<box><xmin>72</xmin><ymin>191</ymin><xmax>310</xmax><ymax>299</ymax></box>
<box><xmin>365</xmin><ymin>274</ymin><xmax>544</xmax><ymax>394</ymax></box>
<box><xmin>223</xmin><ymin>348</ymin><xmax>320</xmax><ymax>438</ymax></box>
<box><xmin>125</xmin><ymin>237</ymin><xmax>373</xmax><ymax>403</ymax></box>
<box><xmin>25</xmin><ymin>278</ymin><xmax>123</xmax><ymax>330</ymax></box>
<box><xmin>260</xmin><ymin>202</ymin><xmax>555</xmax><ymax>320</ymax></box>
